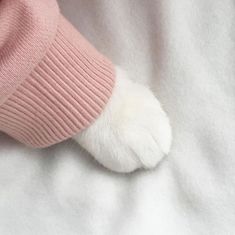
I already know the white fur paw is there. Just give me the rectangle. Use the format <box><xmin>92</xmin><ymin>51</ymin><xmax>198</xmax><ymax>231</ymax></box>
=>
<box><xmin>73</xmin><ymin>67</ymin><xmax>172</xmax><ymax>173</ymax></box>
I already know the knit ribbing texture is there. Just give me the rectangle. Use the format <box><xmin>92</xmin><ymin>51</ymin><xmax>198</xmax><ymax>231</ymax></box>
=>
<box><xmin>0</xmin><ymin>16</ymin><xmax>115</xmax><ymax>148</ymax></box>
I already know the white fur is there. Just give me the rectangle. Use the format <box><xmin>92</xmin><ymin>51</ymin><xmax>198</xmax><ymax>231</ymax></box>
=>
<box><xmin>73</xmin><ymin>67</ymin><xmax>172</xmax><ymax>173</ymax></box>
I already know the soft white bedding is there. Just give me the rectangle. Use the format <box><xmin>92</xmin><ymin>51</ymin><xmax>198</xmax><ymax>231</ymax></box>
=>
<box><xmin>1</xmin><ymin>0</ymin><xmax>235</xmax><ymax>234</ymax></box>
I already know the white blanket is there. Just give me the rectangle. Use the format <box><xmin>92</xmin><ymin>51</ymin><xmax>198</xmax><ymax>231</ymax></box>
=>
<box><xmin>1</xmin><ymin>0</ymin><xmax>235</xmax><ymax>234</ymax></box>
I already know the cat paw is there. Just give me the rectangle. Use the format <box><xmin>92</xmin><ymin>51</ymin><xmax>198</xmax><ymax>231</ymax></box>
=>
<box><xmin>73</xmin><ymin>67</ymin><xmax>172</xmax><ymax>172</ymax></box>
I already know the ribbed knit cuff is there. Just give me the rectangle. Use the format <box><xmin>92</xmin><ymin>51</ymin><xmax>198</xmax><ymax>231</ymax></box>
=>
<box><xmin>0</xmin><ymin>16</ymin><xmax>115</xmax><ymax>148</ymax></box>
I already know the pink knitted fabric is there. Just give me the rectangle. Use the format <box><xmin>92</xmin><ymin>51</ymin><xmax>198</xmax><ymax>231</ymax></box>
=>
<box><xmin>0</xmin><ymin>0</ymin><xmax>115</xmax><ymax>147</ymax></box>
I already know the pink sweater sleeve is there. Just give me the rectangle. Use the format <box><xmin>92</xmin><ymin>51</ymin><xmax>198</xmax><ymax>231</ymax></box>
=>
<box><xmin>0</xmin><ymin>0</ymin><xmax>115</xmax><ymax>148</ymax></box>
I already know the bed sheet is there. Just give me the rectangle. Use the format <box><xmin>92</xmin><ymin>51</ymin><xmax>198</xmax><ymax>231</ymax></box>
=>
<box><xmin>0</xmin><ymin>0</ymin><xmax>235</xmax><ymax>234</ymax></box>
